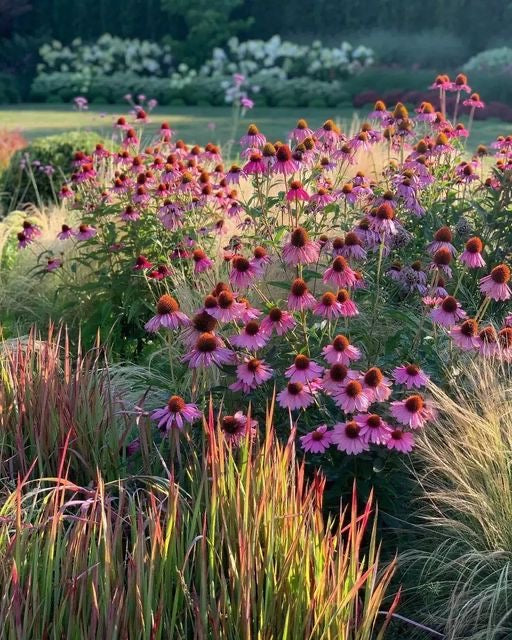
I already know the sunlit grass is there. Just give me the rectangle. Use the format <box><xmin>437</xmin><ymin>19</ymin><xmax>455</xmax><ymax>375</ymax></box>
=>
<box><xmin>1</xmin><ymin>103</ymin><xmax>507</xmax><ymax>148</ymax></box>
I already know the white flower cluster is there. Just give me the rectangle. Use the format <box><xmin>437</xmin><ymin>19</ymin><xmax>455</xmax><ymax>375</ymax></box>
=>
<box><xmin>37</xmin><ymin>34</ymin><xmax>173</xmax><ymax>85</ymax></box>
<box><xmin>463</xmin><ymin>47</ymin><xmax>512</xmax><ymax>74</ymax></box>
<box><xmin>200</xmin><ymin>35</ymin><xmax>374</xmax><ymax>82</ymax></box>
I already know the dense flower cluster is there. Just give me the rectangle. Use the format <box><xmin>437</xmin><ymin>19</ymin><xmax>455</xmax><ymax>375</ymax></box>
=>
<box><xmin>18</xmin><ymin>73</ymin><xmax>512</xmax><ymax>459</ymax></box>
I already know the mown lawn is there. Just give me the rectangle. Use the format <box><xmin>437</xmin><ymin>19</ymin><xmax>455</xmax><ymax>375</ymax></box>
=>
<box><xmin>1</xmin><ymin>103</ymin><xmax>509</xmax><ymax>148</ymax></box>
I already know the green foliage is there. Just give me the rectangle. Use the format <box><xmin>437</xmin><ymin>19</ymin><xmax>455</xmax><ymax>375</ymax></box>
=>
<box><xmin>160</xmin><ymin>0</ymin><xmax>251</xmax><ymax>66</ymax></box>
<box><xmin>463</xmin><ymin>46</ymin><xmax>512</xmax><ymax>74</ymax></box>
<box><xmin>0</xmin><ymin>131</ymin><xmax>101</xmax><ymax>212</ymax></box>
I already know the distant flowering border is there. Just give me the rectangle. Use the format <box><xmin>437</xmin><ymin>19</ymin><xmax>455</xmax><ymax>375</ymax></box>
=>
<box><xmin>16</xmin><ymin>73</ymin><xmax>512</xmax><ymax>465</ymax></box>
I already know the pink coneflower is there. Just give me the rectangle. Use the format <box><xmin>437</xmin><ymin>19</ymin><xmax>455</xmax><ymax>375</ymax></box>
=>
<box><xmin>57</xmin><ymin>224</ymin><xmax>75</xmax><ymax>240</ymax></box>
<box><xmin>133</xmin><ymin>255</ymin><xmax>153</xmax><ymax>270</ymax></box>
<box><xmin>182</xmin><ymin>310</ymin><xmax>218</xmax><ymax>346</ymax></box>
<box><xmin>430</xmin><ymin>296</ymin><xmax>466</xmax><ymax>327</ymax></box>
<box><xmin>76</xmin><ymin>224</ymin><xmax>97</xmax><ymax>241</ymax></box>
<box><xmin>391</xmin><ymin>395</ymin><xmax>430</xmax><ymax>429</ymax></box>
<box><xmin>339</xmin><ymin>232</ymin><xmax>366</xmax><ymax>260</ymax></box>
<box><xmin>334</xmin><ymin>379</ymin><xmax>370</xmax><ymax>413</ymax></box>
<box><xmin>323</xmin><ymin>334</ymin><xmax>361</xmax><ymax>366</ymax></box>
<box><xmin>151</xmin><ymin>395</ymin><xmax>201</xmax><ymax>431</ymax></box>
<box><xmin>282</xmin><ymin>227</ymin><xmax>320</xmax><ymax>266</ymax></box>
<box><xmin>285</xmin><ymin>354</ymin><xmax>324</xmax><ymax>383</ymax></box>
<box><xmin>231</xmin><ymin>320</ymin><xmax>270</xmax><ymax>350</ymax></box>
<box><xmin>231</xmin><ymin>357</ymin><xmax>273</xmax><ymax>392</ymax></box>
<box><xmin>368</xmin><ymin>100</ymin><xmax>390</xmax><ymax>121</ymax></box>
<box><xmin>226</xmin><ymin>164</ymin><xmax>243</xmax><ymax>184</ymax></box>
<box><xmin>237</xmin><ymin>297</ymin><xmax>262</xmax><ymax>323</ymax></box>
<box><xmin>300</xmin><ymin>425</ymin><xmax>332</xmax><ymax>453</ymax></box>
<box><xmin>46</xmin><ymin>257</ymin><xmax>62</xmax><ymax>271</ymax></box>
<box><xmin>415</xmin><ymin>101</ymin><xmax>437</xmax><ymax>122</ymax></box>
<box><xmin>323</xmin><ymin>256</ymin><xmax>357</xmax><ymax>288</ymax></box>
<box><xmin>277</xmin><ymin>381</ymin><xmax>318</xmax><ymax>410</ymax></box>
<box><xmin>321</xmin><ymin>363</ymin><xmax>358</xmax><ymax>394</ymax></box>
<box><xmin>386</xmin><ymin>429</ymin><xmax>414</xmax><ymax>453</ymax></box>
<box><xmin>229</xmin><ymin>255</ymin><xmax>260</xmax><ymax>288</ymax></box>
<box><xmin>313</xmin><ymin>291</ymin><xmax>343</xmax><ymax>319</ymax></box>
<box><xmin>21</xmin><ymin>221</ymin><xmax>41</xmax><ymax>239</ymax></box>
<box><xmin>463</xmin><ymin>92</ymin><xmax>485</xmax><ymax>109</ymax></box>
<box><xmin>479</xmin><ymin>264</ymin><xmax>511</xmax><ymax>301</ymax></box>
<box><xmin>332</xmin><ymin>420</ymin><xmax>369</xmax><ymax>455</ymax></box>
<box><xmin>59</xmin><ymin>184</ymin><xmax>74</xmax><ymax>199</ymax></box>
<box><xmin>311</xmin><ymin>187</ymin><xmax>334</xmax><ymax>208</ymax></box>
<box><xmin>478</xmin><ymin>326</ymin><xmax>499</xmax><ymax>357</ymax></box>
<box><xmin>240</xmin><ymin>124</ymin><xmax>266</xmax><ymax>148</ymax></box>
<box><xmin>393</xmin><ymin>364</ymin><xmax>429</xmax><ymax>389</ymax></box>
<box><xmin>159</xmin><ymin>121</ymin><xmax>172</xmax><ymax>141</ymax></box>
<box><xmin>273</xmin><ymin>144</ymin><xmax>297</xmax><ymax>174</ymax></box>
<box><xmin>427</xmin><ymin>227</ymin><xmax>456</xmax><ymax>256</ymax></box>
<box><xmin>192</xmin><ymin>248</ymin><xmax>214</xmax><ymax>273</ymax></box>
<box><xmin>315</xmin><ymin>119</ymin><xmax>341</xmax><ymax>147</ymax></box>
<box><xmin>336</xmin><ymin>289</ymin><xmax>359</xmax><ymax>317</ymax></box>
<box><xmin>243</xmin><ymin>150</ymin><xmax>266</xmax><ymax>175</ymax></box>
<box><xmin>251</xmin><ymin>246</ymin><xmax>272</xmax><ymax>269</ymax></box>
<box><xmin>121</xmin><ymin>205</ymin><xmax>141</xmax><ymax>222</ymax></box>
<box><xmin>182</xmin><ymin>332</ymin><xmax>234</xmax><ymax>368</ymax></box>
<box><xmin>144</xmin><ymin>295</ymin><xmax>190</xmax><ymax>332</ymax></box>
<box><xmin>286</xmin><ymin>180</ymin><xmax>310</xmax><ymax>201</ymax></box>
<box><xmin>450</xmin><ymin>73</ymin><xmax>471</xmax><ymax>93</ymax></box>
<box><xmin>450</xmin><ymin>318</ymin><xmax>480</xmax><ymax>350</ymax></box>
<box><xmin>205</xmin><ymin>290</ymin><xmax>246</xmax><ymax>323</ymax></box>
<box><xmin>370</xmin><ymin>203</ymin><xmax>396</xmax><ymax>235</ymax></box>
<box><xmin>460</xmin><ymin>236</ymin><xmax>485</xmax><ymax>268</ymax></box>
<box><xmin>287</xmin><ymin>278</ymin><xmax>317</xmax><ymax>312</ymax></box>
<box><xmin>431</xmin><ymin>248</ymin><xmax>453</xmax><ymax>278</ymax></box>
<box><xmin>220</xmin><ymin>412</ymin><xmax>257</xmax><ymax>446</ymax></box>
<box><xmin>362</xmin><ymin>367</ymin><xmax>392</xmax><ymax>403</ymax></box>
<box><xmin>290</xmin><ymin>118</ymin><xmax>314</xmax><ymax>142</ymax></box>
<box><xmin>356</xmin><ymin>413</ymin><xmax>392</xmax><ymax>444</ymax></box>
<box><xmin>260</xmin><ymin>307</ymin><xmax>296</xmax><ymax>335</ymax></box>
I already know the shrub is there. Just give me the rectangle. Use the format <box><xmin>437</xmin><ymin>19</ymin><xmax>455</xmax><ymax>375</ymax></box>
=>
<box><xmin>0</xmin><ymin>131</ymin><xmax>101</xmax><ymax>212</ymax></box>
<box><xmin>0</xmin><ymin>129</ymin><xmax>27</xmax><ymax>169</ymax></box>
<box><xmin>0</xmin><ymin>402</ymin><xmax>398</xmax><ymax>638</ymax></box>
<box><xmin>463</xmin><ymin>47</ymin><xmax>512</xmax><ymax>74</ymax></box>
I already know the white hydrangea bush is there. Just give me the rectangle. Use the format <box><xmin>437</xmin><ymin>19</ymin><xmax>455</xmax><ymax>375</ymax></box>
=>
<box><xmin>463</xmin><ymin>47</ymin><xmax>512</xmax><ymax>74</ymax></box>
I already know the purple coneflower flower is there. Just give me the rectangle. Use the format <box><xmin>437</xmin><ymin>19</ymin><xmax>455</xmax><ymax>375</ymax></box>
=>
<box><xmin>76</xmin><ymin>224</ymin><xmax>97</xmax><ymax>241</ymax></box>
<box><xmin>232</xmin><ymin>357</ymin><xmax>273</xmax><ymax>391</ymax></box>
<box><xmin>390</xmin><ymin>395</ymin><xmax>430</xmax><ymax>429</ymax></box>
<box><xmin>285</xmin><ymin>354</ymin><xmax>324</xmax><ymax>384</ymax></box>
<box><xmin>287</xmin><ymin>278</ymin><xmax>316</xmax><ymax>311</ymax></box>
<box><xmin>332</xmin><ymin>420</ymin><xmax>369</xmax><ymax>455</ymax></box>
<box><xmin>300</xmin><ymin>425</ymin><xmax>332</xmax><ymax>453</ymax></box>
<box><xmin>260</xmin><ymin>307</ymin><xmax>296</xmax><ymax>335</ymax></box>
<box><xmin>282</xmin><ymin>227</ymin><xmax>320</xmax><ymax>266</ymax></box>
<box><xmin>57</xmin><ymin>224</ymin><xmax>75</xmax><ymax>240</ymax></box>
<box><xmin>220</xmin><ymin>412</ymin><xmax>257</xmax><ymax>446</ymax></box>
<box><xmin>479</xmin><ymin>264</ymin><xmax>511</xmax><ymax>301</ymax></box>
<box><xmin>229</xmin><ymin>255</ymin><xmax>260</xmax><ymax>288</ymax></box>
<box><xmin>313</xmin><ymin>291</ymin><xmax>343</xmax><ymax>319</ymax></box>
<box><xmin>144</xmin><ymin>295</ymin><xmax>190</xmax><ymax>332</ymax></box>
<box><xmin>230</xmin><ymin>321</ymin><xmax>270</xmax><ymax>350</ymax></box>
<box><xmin>430</xmin><ymin>296</ymin><xmax>466</xmax><ymax>327</ymax></box>
<box><xmin>277</xmin><ymin>381</ymin><xmax>318</xmax><ymax>411</ymax></box>
<box><xmin>392</xmin><ymin>364</ymin><xmax>429</xmax><ymax>389</ymax></box>
<box><xmin>151</xmin><ymin>395</ymin><xmax>201</xmax><ymax>431</ymax></box>
<box><xmin>459</xmin><ymin>237</ymin><xmax>485</xmax><ymax>269</ymax></box>
<box><xmin>334</xmin><ymin>380</ymin><xmax>370</xmax><ymax>413</ymax></box>
<box><xmin>362</xmin><ymin>367</ymin><xmax>392</xmax><ymax>403</ymax></box>
<box><xmin>355</xmin><ymin>413</ymin><xmax>392</xmax><ymax>445</ymax></box>
<box><xmin>182</xmin><ymin>332</ymin><xmax>235</xmax><ymax>368</ymax></box>
<box><xmin>240</xmin><ymin>124</ymin><xmax>266</xmax><ymax>149</ymax></box>
<box><xmin>336</xmin><ymin>289</ymin><xmax>359</xmax><ymax>316</ymax></box>
<box><xmin>323</xmin><ymin>256</ymin><xmax>357</xmax><ymax>289</ymax></box>
<box><xmin>323</xmin><ymin>334</ymin><xmax>361</xmax><ymax>366</ymax></box>
<box><xmin>386</xmin><ymin>429</ymin><xmax>414</xmax><ymax>453</ymax></box>
<box><xmin>427</xmin><ymin>227</ymin><xmax>456</xmax><ymax>256</ymax></box>
<box><xmin>450</xmin><ymin>319</ymin><xmax>480</xmax><ymax>351</ymax></box>
<box><xmin>46</xmin><ymin>257</ymin><xmax>62</xmax><ymax>271</ymax></box>
<box><xmin>286</xmin><ymin>180</ymin><xmax>310</xmax><ymax>202</ymax></box>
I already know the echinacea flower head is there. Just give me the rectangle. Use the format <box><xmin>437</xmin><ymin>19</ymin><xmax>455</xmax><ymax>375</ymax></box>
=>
<box><xmin>336</xmin><ymin>289</ymin><xmax>359</xmax><ymax>316</ymax></box>
<box><xmin>362</xmin><ymin>367</ymin><xmax>392</xmax><ymax>402</ymax></box>
<box><xmin>286</xmin><ymin>180</ymin><xmax>310</xmax><ymax>201</ymax></box>
<box><xmin>233</xmin><ymin>357</ymin><xmax>273</xmax><ymax>389</ymax></box>
<box><xmin>370</xmin><ymin>203</ymin><xmax>396</xmax><ymax>235</ymax></box>
<box><xmin>220</xmin><ymin>412</ymin><xmax>257</xmax><ymax>446</ymax></box>
<box><xmin>322</xmin><ymin>334</ymin><xmax>361</xmax><ymax>366</ymax></box>
<box><xmin>260</xmin><ymin>307</ymin><xmax>296</xmax><ymax>335</ymax></box>
<box><xmin>386</xmin><ymin>429</ymin><xmax>414</xmax><ymax>453</ymax></box>
<box><xmin>240</xmin><ymin>124</ymin><xmax>266</xmax><ymax>149</ymax></box>
<box><xmin>321</xmin><ymin>363</ymin><xmax>358</xmax><ymax>394</ymax></box>
<box><xmin>313</xmin><ymin>291</ymin><xmax>343</xmax><ymax>319</ymax></box>
<box><xmin>427</xmin><ymin>226</ymin><xmax>456</xmax><ymax>256</ymax></box>
<box><xmin>431</xmin><ymin>247</ymin><xmax>453</xmax><ymax>277</ymax></box>
<box><xmin>391</xmin><ymin>394</ymin><xmax>430</xmax><ymax>429</ymax></box>
<box><xmin>192</xmin><ymin>248</ymin><xmax>214</xmax><ymax>273</ymax></box>
<box><xmin>285</xmin><ymin>354</ymin><xmax>324</xmax><ymax>383</ymax></box>
<box><xmin>290</xmin><ymin>118</ymin><xmax>314</xmax><ymax>142</ymax></box>
<box><xmin>182</xmin><ymin>309</ymin><xmax>218</xmax><ymax>345</ymax></box>
<box><xmin>273</xmin><ymin>144</ymin><xmax>297</xmax><ymax>174</ymax></box>
<box><xmin>393</xmin><ymin>364</ymin><xmax>429</xmax><ymax>389</ymax></box>
<box><xmin>288</xmin><ymin>278</ymin><xmax>316</xmax><ymax>311</ymax></box>
<box><xmin>277</xmin><ymin>381</ymin><xmax>318</xmax><ymax>411</ymax></box>
<box><xmin>57</xmin><ymin>224</ymin><xmax>75</xmax><ymax>240</ymax></box>
<box><xmin>463</xmin><ymin>92</ymin><xmax>485</xmax><ymax>109</ymax></box>
<box><xmin>323</xmin><ymin>256</ymin><xmax>357</xmax><ymax>288</ymax></box>
<box><xmin>182</xmin><ymin>332</ymin><xmax>235</xmax><ymax>368</ymax></box>
<box><xmin>46</xmin><ymin>257</ymin><xmax>62</xmax><ymax>271</ymax></box>
<box><xmin>478</xmin><ymin>325</ymin><xmax>499</xmax><ymax>356</ymax></box>
<box><xmin>151</xmin><ymin>395</ymin><xmax>201</xmax><ymax>432</ymax></box>
<box><xmin>460</xmin><ymin>236</ymin><xmax>485</xmax><ymax>269</ymax></box>
<box><xmin>334</xmin><ymin>379</ymin><xmax>370</xmax><ymax>413</ymax></box>
<box><xmin>300</xmin><ymin>425</ymin><xmax>332</xmax><ymax>453</ymax></box>
<box><xmin>479</xmin><ymin>264</ymin><xmax>511</xmax><ymax>301</ymax></box>
<box><xmin>450</xmin><ymin>318</ymin><xmax>480</xmax><ymax>350</ymax></box>
<box><xmin>76</xmin><ymin>224</ymin><xmax>97</xmax><ymax>241</ymax></box>
<box><xmin>206</xmin><ymin>289</ymin><xmax>246</xmax><ymax>323</ymax></box>
<box><xmin>230</xmin><ymin>320</ymin><xmax>270</xmax><ymax>350</ymax></box>
<box><xmin>282</xmin><ymin>227</ymin><xmax>320</xmax><ymax>266</ymax></box>
<box><xmin>229</xmin><ymin>255</ymin><xmax>260</xmax><ymax>288</ymax></box>
<box><xmin>355</xmin><ymin>413</ymin><xmax>392</xmax><ymax>444</ymax></box>
<box><xmin>430</xmin><ymin>295</ymin><xmax>466</xmax><ymax>327</ymax></box>
<box><xmin>144</xmin><ymin>294</ymin><xmax>191</xmax><ymax>332</ymax></box>
<box><xmin>133</xmin><ymin>254</ymin><xmax>153</xmax><ymax>270</ymax></box>
<box><xmin>332</xmin><ymin>420</ymin><xmax>369</xmax><ymax>455</ymax></box>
